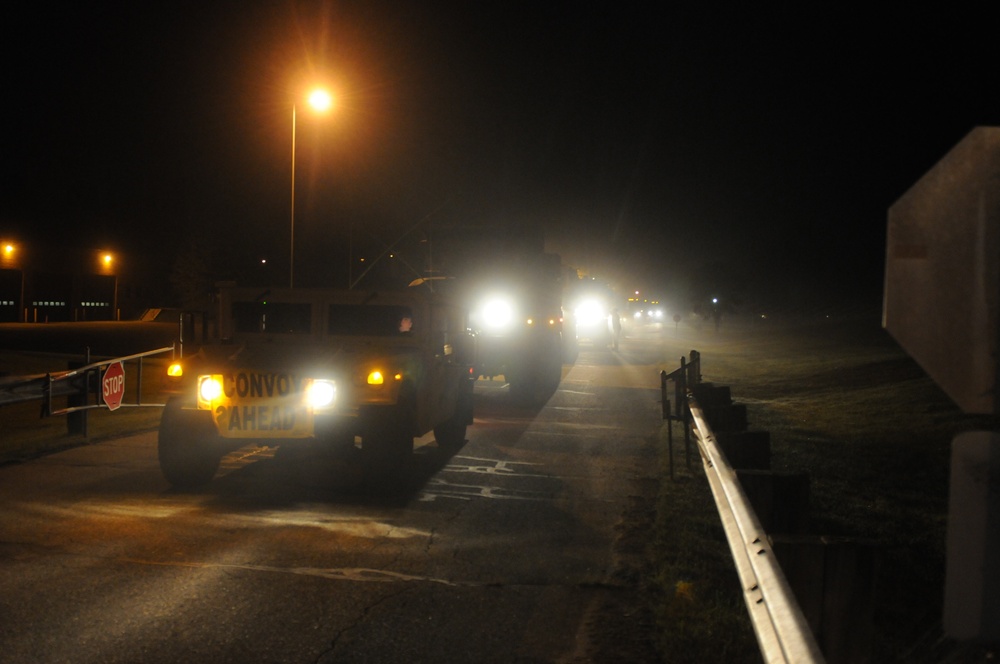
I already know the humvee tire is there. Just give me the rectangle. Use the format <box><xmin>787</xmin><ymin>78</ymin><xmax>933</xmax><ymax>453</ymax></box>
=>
<box><xmin>363</xmin><ymin>392</ymin><xmax>414</xmax><ymax>472</ymax></box>
<box><xmin>158</xmin><ymin>398</ymin><xmax>223</xmax><ymax>487</ymax></box>
<box><xmin>434</xmin><ymin>386</ymin><xmax>471</xmax><ymax>452</ymax></box>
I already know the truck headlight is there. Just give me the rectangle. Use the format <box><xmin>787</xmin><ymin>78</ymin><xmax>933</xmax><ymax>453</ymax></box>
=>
<box><xmin>304</xmin><ymin>379</ymin><xmax>337</xmax><ymax>410</ymax></box>
<box><xmin>575</xmin><ymin>299</ymin><xmax>606</xmax><ymax>326</ymax></box>
<box><xmin>477</xmin><ymin>297</ymin><xmax>515</xmax><ymax>331</ymax></box>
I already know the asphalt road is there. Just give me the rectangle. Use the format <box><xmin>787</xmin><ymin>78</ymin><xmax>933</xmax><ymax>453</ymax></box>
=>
<box><xmin>0</xmin><ymin>326</ymin><xmax>683</xmax><ymax>663</ymax></box>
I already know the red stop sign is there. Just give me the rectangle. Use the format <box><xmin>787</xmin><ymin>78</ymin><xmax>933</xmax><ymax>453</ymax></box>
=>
<box><xmin>102</xmin><ymin>361</ymin><xmax>126</xmax><ymax>411</ymax></box>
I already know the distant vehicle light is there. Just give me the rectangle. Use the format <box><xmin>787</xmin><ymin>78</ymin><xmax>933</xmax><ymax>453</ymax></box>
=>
<box><xmin>367</xmin><ymin>370</ymin><xmax>384</xmax><ymax>385</ymax></box>
<box><xmin>304</xmin><ymin>379</ymin><xmax>336</xmax><ymax>409</ymax></box>
<box><xmin>633</xmin><ymin>311</ymin><xmax>643</xmax><ymax>320</ymax></box>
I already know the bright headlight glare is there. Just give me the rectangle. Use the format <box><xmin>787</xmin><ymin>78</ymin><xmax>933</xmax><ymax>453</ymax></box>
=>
<box><xmin>367</xmin><ymin>370</ymin><xmax>384</xmax><ymax>385</ymax></box>
<box><xmin>167</xmin><ymin>362</ymin><xmax>183</xmax><ymax>377</ymax></box>
<box><xmin>305</xmin><ymin>379</ymin><xmax>336</xmax><ymax>409</ymax></box>
<box><xmin>478</xmin><ymin>297</ymin><xmax>514</xmax><ymax>330</ymax></box>
<box><xmin>575</xmin><ymin>299</ymin><xmax>606</xmax><ymax>325</ymax></box>
<box><xmin>198</xmin><ymin>375</ymin><xmax>223</xmax><ymax>403</ymax></box>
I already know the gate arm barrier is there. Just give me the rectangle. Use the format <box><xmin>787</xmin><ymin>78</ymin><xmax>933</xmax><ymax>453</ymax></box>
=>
<box><xmin>0</xmin><ymin>346</ymin><xmax>174</xmax><ymax>412</ymax></box>
<box><xmin>0</xmin><ymin>374</ymin><xmax>75</xmax><ymax>406</ymax></box>
<box><xmin>687</xmin><ymin>391</ymin><xmax>825</xmax><ymax>664</ymax></box>
<box><xmin>46</xmin><ymin>345</ymin><xmax>175</xmax><ymax>416</ymax></box>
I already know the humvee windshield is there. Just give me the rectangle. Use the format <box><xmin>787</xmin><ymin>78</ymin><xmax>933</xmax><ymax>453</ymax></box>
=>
<box><xmin>232</xmin><ymin>302</ymin><xmax>312</xmax><ymax>334</ymax></box>
<box><xmin>327</xmin><ymin>305</ymin><xmax>414</xmax><ymax>337</ymax></box>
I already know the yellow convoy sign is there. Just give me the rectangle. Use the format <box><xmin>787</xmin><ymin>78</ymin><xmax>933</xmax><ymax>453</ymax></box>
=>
<box><xmin>209</xmin><ymin>371</ymin><xmax>314</xmax><ymax>439</ymax></box>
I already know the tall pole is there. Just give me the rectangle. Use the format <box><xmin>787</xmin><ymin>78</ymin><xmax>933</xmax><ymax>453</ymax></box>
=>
<box><xmin>290</xmin><ymin>103</ymin><xmax>297</xmax><ymax>289</ymax></box>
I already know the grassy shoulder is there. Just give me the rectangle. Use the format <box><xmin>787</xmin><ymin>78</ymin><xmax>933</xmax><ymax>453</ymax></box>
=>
<box><xmin>649</xmin><ymin>314</ymin><xmax>999</xmax><ymax>663</ymax></box>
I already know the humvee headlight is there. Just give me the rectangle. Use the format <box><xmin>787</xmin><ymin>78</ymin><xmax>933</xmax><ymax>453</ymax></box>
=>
<box><xmin>167</xmin><ymin>362</ymin><xmax>183</xmax><ymax>377</ymax></box>
<box><xmin>198</xmin><ymin>375</ymin><xmax>224</xmax><ymax>404</ymax></box>
<box><xmin>304</xmin><ymin>379</ymin><xmax>336</xmax><ymax>409</ymax></box>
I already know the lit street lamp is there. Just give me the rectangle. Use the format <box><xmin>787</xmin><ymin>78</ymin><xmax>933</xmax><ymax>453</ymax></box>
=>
<box><xmin>290</xmin><ymin>87</ymin><xmax>333</xmax><ymax>288</ymax></box>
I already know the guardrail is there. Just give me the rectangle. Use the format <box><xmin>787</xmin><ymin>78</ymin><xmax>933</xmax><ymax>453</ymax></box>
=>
<box><xmin>686</xmin><ymin>389</ymin><xmax>825</xmax><ymax>664</ymax></box>
<box><xmin>662</xmin><ymin>351</ymin><xmax>879</xmax><ymax>662</ymax></box>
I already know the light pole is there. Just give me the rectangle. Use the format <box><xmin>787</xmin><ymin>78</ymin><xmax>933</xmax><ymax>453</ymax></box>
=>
<box><xmin>100</xmin><ymin>252</ymin><xmax>118</xmax><ymax>320</ymax></box>
<box><xmin>2</xmin><ymin>242</ymin><xmax>24</xmax><ymax>322</ymax></box>
<box><xmin>290</xmin><ymin>88</ymin><xmax>333</xmax><ymax>289</ymax></box>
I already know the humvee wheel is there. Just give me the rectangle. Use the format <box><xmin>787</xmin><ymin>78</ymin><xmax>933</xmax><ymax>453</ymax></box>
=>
<box><xmin>434</xmin><ymin>390</ymin><xmax>470</xmax><ymax>453</ymax></box>
<box><xmin>434</xmin><ymin>415</ymin><xmax>466</xmax><ymax>453</ymax></box>
<box><xmin>158</xmin><ymin>398</ymin><xmax>223</xmax><ymax>488</ymax></box>
<box><xmin>363</xmin><ymin>396</ymin><xmax>414</xmax><ymax>473</ymax></box>
<box><xmin>561</xmin><ymin>334</ymin><xmax>579</xmax><ymax>364</ymax></box>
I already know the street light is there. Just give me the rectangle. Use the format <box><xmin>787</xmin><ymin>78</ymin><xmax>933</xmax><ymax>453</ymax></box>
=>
<box><xmin>290</xmin><ymin>87</ymin><xmax>333</xmax><ymax>288</ymax></box>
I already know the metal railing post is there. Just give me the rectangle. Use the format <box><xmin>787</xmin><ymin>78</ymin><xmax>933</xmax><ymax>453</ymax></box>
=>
<box><xmin>136</xmin><ymin>357</ymin><xmax>143</xmax><ymax>406</ymax></box>
<box><xmin>661</xmin><ymin>370</ymin><xmax>674</xmax><ymax>480</ymax></box>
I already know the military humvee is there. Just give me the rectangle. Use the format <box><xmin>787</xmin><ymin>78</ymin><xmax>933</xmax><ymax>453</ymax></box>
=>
<box><xmin>158</xmin><ymin>285</ymin><xmax>474</xmax><ymax>487</ymax></box>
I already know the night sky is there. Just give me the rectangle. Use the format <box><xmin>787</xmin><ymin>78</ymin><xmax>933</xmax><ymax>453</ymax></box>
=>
<box><xmin>2</xmin><ymin>2</ymin><xmax>997</xmax><ymax>311</ymax></box>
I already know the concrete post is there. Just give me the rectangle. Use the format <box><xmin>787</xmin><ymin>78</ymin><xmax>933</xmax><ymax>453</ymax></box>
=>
<box><xmin>944</xmin><ymin>431</ymin><xmax>1000</xmax><ymax>641</ymax></box>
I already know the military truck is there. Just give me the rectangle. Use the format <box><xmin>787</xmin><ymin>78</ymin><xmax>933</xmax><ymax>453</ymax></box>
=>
<box><xmin>158</xmin><ymin>285</ymin><xmax>474</xmax><ymax>487</ymax></box>
<box><xmin>567</xmin><ymin>277</ymin><xmax>619</xmax><ymax>349</ymax></box>
<box><xmin>415</xmin><ymin>226</ymin><xmax>576</xmax><ymax>404</ymax></box>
